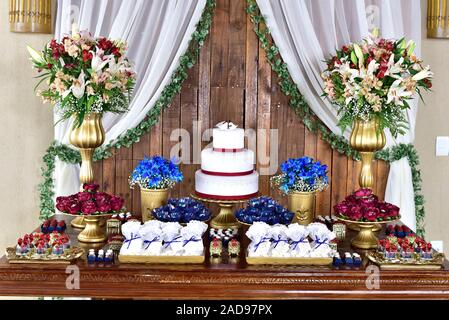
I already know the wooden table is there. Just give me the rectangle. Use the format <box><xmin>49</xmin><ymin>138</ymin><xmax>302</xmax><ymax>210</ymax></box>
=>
<box><xmin>1</xmin><ymin>217</ymin><xmax>449</xmax><ymax>299</ymax></box>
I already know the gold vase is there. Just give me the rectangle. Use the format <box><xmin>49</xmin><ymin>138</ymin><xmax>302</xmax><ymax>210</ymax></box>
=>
<box><xmin>349</xmin><ymin>118</ymin><xmax>386</xmax><ymax>189</ymax></box>
<box><xmin>288</xmin><ymin>191</ymin><xmax>316</xmax><ymax>225</ymax></box>
<box><xmin>77</xmin><ymin>215</ymin><xmax>107</xmax><ymax>243</ymax></box>
<box><xmin>69</xmin><ymin>113</ymin><xmax>105</xmax><ymax>229</ymax></box>
<box><xmin>140</xmin><ymin>188</ymin><xmax>169</xmax><ymax>222</ymax></box>
<box><xmin>350</xmin><ymin>222</ymin><xmax>378</xmax><ymax>249</ymax></box>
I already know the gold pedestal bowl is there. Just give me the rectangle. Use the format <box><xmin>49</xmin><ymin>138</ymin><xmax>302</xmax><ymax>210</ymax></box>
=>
<box><xmin>338</xmin><ymin>217</ymin><xmax>399</xmax><ymax>250</ymax></box>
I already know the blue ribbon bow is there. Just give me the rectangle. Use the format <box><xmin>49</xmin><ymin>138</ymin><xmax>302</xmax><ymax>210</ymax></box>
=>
<box><xmin>272</xmin><ymin>235</ymin><xmax>289</xmax><ymax>248</ymax></box>
<box><xmin>314</xmin><ymin>238</ymin><xmax>329</xmax><ymax>250</ymax></box>
<box><xmin>163</xmin><ymin>236</ymin><xmax>182</xmax><ymax>248</ymax></box>
<box><xmin>124</xmin><ymin>232</ymin><xmax>141</xmax><ymax>249</ymax></box>
<box><xmin>143</xmin><ymin>236</ymin><xmax>160</xmax><ymax>250</ymax></box>
<box><xmin>291</xmin><ymin>237</ymin><xmax>308</xmax><ymax>250</ymax></box>
<box><xmin>253</xmin><ymin>237</ymin><xmax>271</xmax><ymax>252</ymax></box>
<box><xmin>183</xmin><ymin>236</ymin><xmax>201</xmax><ymax>247</ymax></box>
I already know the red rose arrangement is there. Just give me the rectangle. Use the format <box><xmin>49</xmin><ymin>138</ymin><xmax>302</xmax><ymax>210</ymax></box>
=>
<box><xmin>56</xmin><ymin>183</ymin><xmax>125</xmax><ymax>216</ymax></box>
<box><xmin>334</xmin><ymin>188</ymin><xmax>400</xmax><ymax>222</ymax></box>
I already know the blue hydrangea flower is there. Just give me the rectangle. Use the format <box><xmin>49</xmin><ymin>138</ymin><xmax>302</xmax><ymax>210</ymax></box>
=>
<box><xmin>129</xmin><ymin>155</ymin><xmax>183</xmax><ymax>190</ymax></box>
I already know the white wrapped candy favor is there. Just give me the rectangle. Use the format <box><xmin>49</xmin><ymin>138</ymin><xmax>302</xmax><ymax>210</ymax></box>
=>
<box><xmin>270</xmin><ymin>224</ymin><xmax>290</xmax><ymax>257</ymax></box>
<box><xmin>139</xmin><ymin>223</ymin><xmax>163</xmax><ymax>256</ymax></box>
<box><xmin>286</xmin><ymin>224</ymin><xmax>310</xmax><ymax>257</ymax></box>
<box><xmin>120</xmin><ymin>221</ymin><xmax>144</xmax><ymax>255</ymax></box>
<box><xmin>181</xmin><ymin>221</ymin><xmax>208</xmax><ymax>256</ymax></box>
<box><xmin>246</xmin><ymin>222</ymin><xmax>272</xmax><ymax>257</ymax></box>
<box><xmin>161</xmin><ymin>222</ymin><xmax>184</xmax><ymax>256</ymax></box>
<box><xmin>309</xmin><ymin>227</ymin><xmax>336</xmax><ymax>258</ymax></box>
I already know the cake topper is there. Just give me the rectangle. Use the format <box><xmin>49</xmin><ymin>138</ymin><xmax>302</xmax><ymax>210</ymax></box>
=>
<box><xmin>216</xmin><ymin>121</ymin><xmax>238</xmax><ymax>130</ymax></box>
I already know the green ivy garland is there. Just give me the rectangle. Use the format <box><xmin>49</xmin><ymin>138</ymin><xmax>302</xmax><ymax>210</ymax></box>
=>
<box><xmin>38</xmin><ymin>0</ymin><xmax>216</xmax><ymax>220</ymax></box>
<box><xmin>246</xmin><ymin>0</ymin><xmax>425</xmax><ymax>236</ymax></box>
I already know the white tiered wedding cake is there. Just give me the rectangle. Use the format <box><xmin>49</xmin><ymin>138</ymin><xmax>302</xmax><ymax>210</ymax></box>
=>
<box><xmin>195</xmin><ymin>121</ymin><xmax>259</xmax><ymax>200</ymax></box>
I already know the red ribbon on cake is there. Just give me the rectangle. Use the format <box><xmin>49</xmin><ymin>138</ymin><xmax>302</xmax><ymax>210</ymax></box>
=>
<box><xmin>213</xmin><ymin>148</ymin><xmax>244</xmax><ymax>153</ymax></box>
<box><xmin>201</xmin><ymin>169</ymin><xmax>254</xmax><ymax>176</ymax></box>
<box><xmin>195</xmin><ymin>191</ymin><xmax>258</xmax><ymax>201</ymax></box>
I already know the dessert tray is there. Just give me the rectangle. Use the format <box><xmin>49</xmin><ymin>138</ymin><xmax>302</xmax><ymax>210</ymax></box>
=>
<box><xmin>118</xmin><ymin>252</ymin><xmax>205</xmax><ymax>264</ymax></box>
<box><xmin>367</xmin><ymin>251</ymin><xmax>445</xmax><ymax>270</ymax></box>
<box><xmin>245</xmin><ymin>251</ymin><xmax>333</xmax><ymax>266</ymax></box>
<box><xmin>6</xmin><ymin>247</ymin><xmax>84</xmax><ymax>265</ymax></box>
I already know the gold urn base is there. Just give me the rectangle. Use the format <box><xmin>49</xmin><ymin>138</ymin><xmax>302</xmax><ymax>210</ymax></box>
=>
<box><xmin>348</xmin><ymin>223</ymin><xmax>382</xmax><ymax>232</ymax></box>
<box><xmin>210</xmin><ymin>203</ymin><xmax>240</xmax><ymax>229</ymax></box>
<box><xmin>350</xmin><ymin>223</ymin><xmax>379</xmax><ymax>249</ymax></box>
<box><xmin>288</xmin><ymin>192</ymin><xmax>316</xmax><ymax>225</ymax></box>
<box><xmin>77</xmin><ymin>216</ymin><xmax>107</xmax><ymax>243</ymax></box>
<box><xmin>71</xmin><ymin>216</ymin><xmax>86</xmax><ymax>229</ymax></box>
<box><xmin>140</xmin><ymin>188</ymin><xmax>169</xmax><ymax>222</ymax></box>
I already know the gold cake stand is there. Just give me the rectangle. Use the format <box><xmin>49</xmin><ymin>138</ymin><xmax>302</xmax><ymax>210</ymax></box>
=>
<box><xmin>190</xmin><ymin>194</ymin><xmax>254</xmax><ymax>229</ymax></box>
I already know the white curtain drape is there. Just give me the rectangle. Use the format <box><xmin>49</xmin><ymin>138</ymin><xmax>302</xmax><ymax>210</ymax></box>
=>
<box><xmin>257</xmin><ymin>0</ymin><xmax>421</xmax><ymax>230</ymax></box>
<box><xmin>53</xmin><ymin>0</ymin><xmax>207</xmax><ymax>198</ymax></box>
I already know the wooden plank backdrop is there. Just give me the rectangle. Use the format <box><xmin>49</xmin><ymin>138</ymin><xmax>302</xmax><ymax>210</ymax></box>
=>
<box><xmin>93</xmin><ymin>0</ymin><xmax>389</xmax><ymax>217</ymax></box>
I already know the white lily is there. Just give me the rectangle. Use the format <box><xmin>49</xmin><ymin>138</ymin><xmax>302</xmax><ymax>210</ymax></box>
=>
<box><xmin>412</xmin><ymin>66</ymin><xmax>433</xmax><ymax>81</ymax></box>
<box><xmin>386</xmin><ymin>54</ymin><xmax>404</xmax><ymax>77</ymax></box>
<box><xmin>91</xmin><ymin>49</ymin><xmax>112</xmax><ymax>73</ymax></box>
<box><xmin>387</xmin><ymin>79</ymin><xmax>412</xmax><ymax>106</ymax></box>
<box><xmin>70</xmin><ymin>71</ymin><xmax>87</xmax><ymax>99</ymax></box>
<box><xmin>27</xmin><ymin>45</ymin><xmax>45</xmax><ymax>64</ymax></box>
<box><xmin>334</xmin><ymin>60</ymin><xmax>360</xmax><ymax>81</ymax></box>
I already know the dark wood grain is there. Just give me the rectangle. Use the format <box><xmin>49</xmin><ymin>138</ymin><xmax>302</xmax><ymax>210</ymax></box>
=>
<box><xmin>0</xmin><ymin>217</ymin><xmax>448</xmax><ymax>300</ymax></box>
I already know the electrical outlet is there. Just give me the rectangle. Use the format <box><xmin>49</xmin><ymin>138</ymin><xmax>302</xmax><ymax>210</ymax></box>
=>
<box><xmin>436</xmin><ymin>137</ymin><xmax>449</xmax><ymax>156</ymax></box>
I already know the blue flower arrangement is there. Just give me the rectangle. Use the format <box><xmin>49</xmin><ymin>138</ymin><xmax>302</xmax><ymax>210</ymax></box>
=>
<box><xmin>152</xmin><ymin>198</ymin><xmax>211</xmax><ymax>223</ymax></box>
<box><xmin>129</xmin><ymin>156</ymin><xmax>183</xmax><ymax>190</ymax></box>
<box><xmin>235</xmin><ymin>196</ymin><xmax>294</xmax><ymax>225</ymax></box>
<box><xmin>271</xmin><ymin>156</ymin><xmax>329</xmax><ymax>194</ymax></box>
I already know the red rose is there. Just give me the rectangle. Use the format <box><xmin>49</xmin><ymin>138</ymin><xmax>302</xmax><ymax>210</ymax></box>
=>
<box><xmin>77</xmin><ymin>191</ymin><xmax>92</xmax><ymax>202</ymax></box>
<box><xmin>348</xmin><ymin>206</ymin><xmax>363</xmax><ymax>221</ymax></box>
<box><xmin>82</xmin><ymin>50</ymin><xmax>93</xmax><ymax>62</ymax></box>
<box><xmin>386</xmin><ymin>203</ymin><xmax>400</xmax><ymax>218</ymax></box>
<box><xmin>94</xmin><ymin>192</ymin><xmax>111</xmax><ymax>204</ymax></box>
<box><xmin>111</xmin><ymin>47</ymin><xmax>121</xmax><ymax>58</ymax></box>
<box><xmin>98</xmin><ymin>202</ymin><xmax>112</xmax><ymax>213</ymax></box>
<box><xmin>67</xmin><ymin>201</ymin><xmax>81</xmax><ymax>215</ymax></box>
<box><xmin>83</xmin><ymin>183</ymin><xmax>100</xmax><ymax>193</ymax></box>
<box><xmin>110</xmin><ymin>196</ymin><xmax>124</xmax><ymax>212</ymax></box>
<box><xmin>354</xmin><ymin>188</ymin><xmax>373</xmax><ymax>198</ymax></box>
<box><xmin>334</xmin><ymin>202</ymin><xmax>349</xmax><ymax>216</ymax></box>
<box><xmin>81</xmin><ymin>200</ymin><xmax>97</xmax><ymax>215</ymax></box>
<box><xmin>56</xmin><ymin>196</ymin><xmax>68</xmax><ymax>212</ymax></box>
<box><xmin>364</xmin><ymin>207</ymin><xmax>379</xmax><ymax>221</ymax></box>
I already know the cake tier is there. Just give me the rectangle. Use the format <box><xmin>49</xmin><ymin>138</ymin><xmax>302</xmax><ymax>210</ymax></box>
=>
<box><xmin>195</xmin><ymin>170</ymin><xmax>259</xmax><ymax>200</ymax></box>
<box><xmin>212</xmin><ymin>127</ymin><xmax>245</xmax><ymax>149</ymax></box>
<box><xmin>201</xmin><ymin>148</ymin><xmax>254</xmax><ymax>174</ymax></box>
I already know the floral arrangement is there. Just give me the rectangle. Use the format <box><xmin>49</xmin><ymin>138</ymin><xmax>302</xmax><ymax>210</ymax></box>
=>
<box><xmin>27</xmin><ymin>26</ymin><xmax>136</xmax><ymax>128</ymax></box>
<box><xmin>271</xmin><ymin>157</ymin><xmax>329</xmax><ymax>194</ymax></box>
<box><xmin>129</xmin><ymin>156</ymin><xmax>183</xmax><ymax>190</ymax></box>
<box><xmin>56</xmin><ymin>183</ymin><xmax>125</xmax><ymax>215</ymax></box>
<box><xmin>334</xmin><ymin>188</ymin><xmax>400</xmax><ymax>222</ymax></box>
<box><xmin>152</xmin><ymin>198</ymin><xmax>211</xmax><ymax>223</ymax></box>
<box><xmin>235</xmin><ymin>197</ymin><xmax>294</xmax><ymax>225</ymax></box>
<box><xmin>322</xmin><ymin>35</ymin><xmax>432</xmax><ymax>137</ymax></box>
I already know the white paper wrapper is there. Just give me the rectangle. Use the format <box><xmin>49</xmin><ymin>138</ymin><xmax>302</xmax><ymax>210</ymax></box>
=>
<box><xmin>270</xmin><ymin>224</ymin><xmax>290</xmax><ymax>257</ymax></box>
<box><xmin>139</xmin><ymin>223</ymin><xmax>163</xmax><ymax>256</ymax></box>
<box><xmin>120</xmin><ymin>221</ymin><xmax>144</xmax><ymax>255</ymax></box>
<box><xmin>180</xmin><ymin>220</ymin><xmax>207</xmax><ymax>256</ymax></box>
<box><xmin>286</xmin><ymin>223</ymin><xmax>311</xmax><ymax>257</ymax></box>
<box><xmin>246</xmin><ymin>222</ymin><xmax>272</xmax><ymax>257</ymax></box>
<box><xmin>309</xmin><ymin>228</ymin><xmax>336</xmax><ymax>258</ymax></box>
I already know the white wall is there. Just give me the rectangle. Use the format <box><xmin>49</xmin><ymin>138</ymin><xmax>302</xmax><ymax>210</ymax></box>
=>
<box><xmin>0</xmin><ymin>1</ymin><xmax>53</xmax><ymax>253</ymax></box>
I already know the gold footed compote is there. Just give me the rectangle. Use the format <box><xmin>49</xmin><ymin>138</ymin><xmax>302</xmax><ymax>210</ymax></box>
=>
<box><xmin>191</xmin><ymin>194</ymin><xmax>252</xmax><ymax>229</ymax></box>
<box><xmin>338</xmin><ymin>217</ymin><xmax>399</xmax><ymax>250</ymax></box>
<box><xmin>68</xmin><ymin>214</ymin><xmax>110</xmax><ymax>243</ymax></box>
